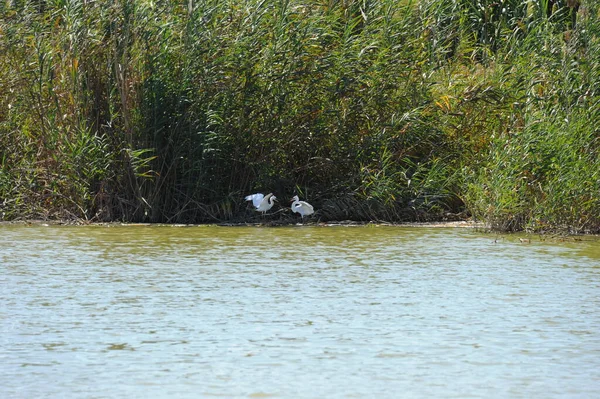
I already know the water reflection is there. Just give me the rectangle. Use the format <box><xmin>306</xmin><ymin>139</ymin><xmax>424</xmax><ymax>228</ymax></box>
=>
<box><xmin>1</xmin><ymin>224</ymin><xmax>599</xmax><ymax>398</ymax></box>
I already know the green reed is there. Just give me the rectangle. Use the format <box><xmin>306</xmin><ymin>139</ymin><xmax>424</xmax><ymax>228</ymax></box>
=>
<box><xmin>0</xmin><ymin>0</ymin><xmax>598</xmax><ymax>232</ymax></box>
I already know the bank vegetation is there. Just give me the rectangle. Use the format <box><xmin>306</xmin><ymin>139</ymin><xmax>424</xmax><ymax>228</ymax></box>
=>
<box><xmin>1</xmin><ymin>0</ymin><xmax>598</xmax><ymax>233</ymax></box>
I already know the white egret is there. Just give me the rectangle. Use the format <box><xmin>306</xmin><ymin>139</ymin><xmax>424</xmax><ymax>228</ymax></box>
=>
<box><xmin>245</xmin><ymin>193</ymin><xmax>277</xmax><ymax>215</ymax></box>
<box><xmin>291</xmin><ymin>195</ymin><xmax>314</xmax><ymax>220</ymax></box>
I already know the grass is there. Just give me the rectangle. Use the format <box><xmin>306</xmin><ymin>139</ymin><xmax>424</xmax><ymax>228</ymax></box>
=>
<box><xmin>0</xmin><ymin>0</ymin><xmax>598</xmax><ymax>233</ymax></box>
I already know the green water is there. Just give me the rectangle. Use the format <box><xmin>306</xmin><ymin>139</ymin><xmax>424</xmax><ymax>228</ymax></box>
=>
<box><xmin>1</xmin><ymin>224</ymin><xmax>599</xmax><ymax>398</ymax></box>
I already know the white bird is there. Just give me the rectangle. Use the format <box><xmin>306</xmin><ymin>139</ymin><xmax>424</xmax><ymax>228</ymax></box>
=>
<box><xmin>291</xmin><ymin>195</ymin><xmax>314</xmax><ymax>220</ymax></box>
<box><xmin>245</xmin><ymin>193</ymin><xmax>277</xmax><ymax>215</ymax></box>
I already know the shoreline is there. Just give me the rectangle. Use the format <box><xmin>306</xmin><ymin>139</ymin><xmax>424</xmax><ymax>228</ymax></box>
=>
<box><xmin>0</xmin><ymin>218</ymin><xmax>484</xmax><ymax>228</ymax></box>
<box><xmin>3</xmin><ymin>220</ymin><xmax>599</xmax><ymax>242</ymax></box>
<box><xmin>2</xmin><ymin>219</ymin><xmax>599</xmax><ymax>238</ymax></box>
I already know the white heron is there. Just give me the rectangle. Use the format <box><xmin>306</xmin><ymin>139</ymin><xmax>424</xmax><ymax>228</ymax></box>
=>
<box><xmin>245</xmin><ymin>193</ymin><xmax>277</xmax><ymax>215</ymax></box>
<box><xmin>291</xmin><ymin>195</ymin><xmax>314</xmax><ymax>220</ymax></box>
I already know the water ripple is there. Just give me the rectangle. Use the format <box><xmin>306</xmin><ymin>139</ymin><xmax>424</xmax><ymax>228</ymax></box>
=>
<box><xmin>1</xmin><ymin>225</ymin><xmax>599</xmax><ymax>398</ymax></box>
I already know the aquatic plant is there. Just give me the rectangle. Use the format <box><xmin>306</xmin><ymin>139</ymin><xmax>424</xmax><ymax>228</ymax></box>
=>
<box><xmin>0</xmin><ymin>0</ymin><xmax>598</xmax><ymax>232</ymax></box>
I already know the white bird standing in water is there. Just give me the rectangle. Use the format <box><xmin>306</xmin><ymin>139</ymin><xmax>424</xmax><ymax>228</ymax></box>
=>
<box><xmin>245</xmin><ymin>193</ymin><xmax>277</xmax><ymax>215</ymax></box>
<box><xmin>291</xmin><ymin>195</ymin><xmax>314</xmax><ymax>220</ymax></box>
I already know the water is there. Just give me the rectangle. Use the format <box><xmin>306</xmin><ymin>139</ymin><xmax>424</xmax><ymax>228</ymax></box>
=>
<box><xmin>1</xmin><ymin>224</ymin><xmax>599</xmax><ymax>398</ymax></box>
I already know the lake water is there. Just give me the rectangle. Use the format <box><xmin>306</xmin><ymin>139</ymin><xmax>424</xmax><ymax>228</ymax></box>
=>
<box><xmin>1</xmin><ymin>224</ymin><xmax>599</xmax><ymax>398</ymax></box>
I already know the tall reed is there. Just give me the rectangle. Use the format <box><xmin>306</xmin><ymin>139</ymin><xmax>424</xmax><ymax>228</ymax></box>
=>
<box><xmin>0</xmin><ymin>0</ymin><xmax>598</xmax><ymax>232</ymax></box>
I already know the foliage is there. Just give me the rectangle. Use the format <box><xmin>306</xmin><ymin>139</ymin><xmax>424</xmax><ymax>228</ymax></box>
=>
<box><xmin>0</xmin><ymin>0</ymin><xmax>598</xmax><ymax>232</ymax></box>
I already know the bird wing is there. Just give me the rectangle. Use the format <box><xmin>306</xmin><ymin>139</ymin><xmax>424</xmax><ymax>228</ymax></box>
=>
<box><xmin>301</xmin><ymin>202</ymin><xmax>314</xmax><ymax>214</ymax></box>
<box><xmin>294</xmin><ymin>201</ymin><xmax>314</xmax><ymax>215</ymax></box>
<box><xmin>257</xmin><ymin>193</ymin><xmax>276</xmax><ymax>211</ymax></box>
<box><xmin>245</xmin><ymin>193</ymin><xmax>264</xmax><ymax>208</ymax></box>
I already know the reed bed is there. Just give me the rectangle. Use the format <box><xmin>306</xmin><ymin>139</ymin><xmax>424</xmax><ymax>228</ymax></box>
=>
<box><xmin>0</xmin><ymin>0</ymin><xmax>598</xmax><ymax>232</ymax></box>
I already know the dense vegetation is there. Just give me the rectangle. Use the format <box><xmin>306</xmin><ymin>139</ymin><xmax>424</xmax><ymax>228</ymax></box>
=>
<box><xmin>1</xmin><ymin>0</ymin><xmax>598</xmax><ymax>233</ymax></box>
